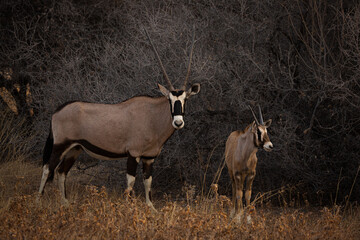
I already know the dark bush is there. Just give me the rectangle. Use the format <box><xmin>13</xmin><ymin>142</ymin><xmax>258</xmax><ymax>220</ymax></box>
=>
<box><xmin>0</xmin><ymin>0</ymin><xmax>359</xmax><ymax>204</ymax></box>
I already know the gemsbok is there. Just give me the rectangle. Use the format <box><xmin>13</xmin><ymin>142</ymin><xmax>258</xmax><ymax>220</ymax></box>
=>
<box><xmin>38</xmin><ymin>29</ymin><xmax>200</xmax><ymax>211</ymax></box>
<box><xmin>225</xmin><ymin>105</ymin><xmax>273</xmax><ymax>220</ymax></box>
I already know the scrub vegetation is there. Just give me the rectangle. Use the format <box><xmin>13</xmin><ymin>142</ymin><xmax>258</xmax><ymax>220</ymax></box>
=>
<box><xmin>1</xmin><ymin>163</ymin><xmax>359</xmax><ymax>239</ymax></box>
<box><xmin>1</xmin><ymin>0</ymin><xmax>360</xmax><ymax>238</ymax></box>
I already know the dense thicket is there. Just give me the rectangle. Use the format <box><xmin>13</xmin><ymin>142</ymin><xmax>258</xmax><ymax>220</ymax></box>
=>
<box><xmin>1</xmin><ymin>0</ymin><xmax>359</xmax><ymax>204</ymax></box>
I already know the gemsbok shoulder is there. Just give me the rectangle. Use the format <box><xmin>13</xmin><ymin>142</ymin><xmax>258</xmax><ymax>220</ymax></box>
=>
<box><xmin>38</xmin><ymin>29</ymin><xmax>200</xmax><ymax>211</ymax></box>
<box><xmin>225</xmin><ymin>105</ymin><xmax>273</xmax><ymax>220</ymax></box>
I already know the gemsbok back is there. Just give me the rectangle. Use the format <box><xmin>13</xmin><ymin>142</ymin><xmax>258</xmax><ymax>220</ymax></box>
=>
<box><xmin>225</xmin><ymin>105</ymin><xmax>273</xmax><ymax>221</ymax></box>
<box><xmin>38</xmin><ymin>29</ymin><xmax>200</xmax><ymax>211</ymax></box>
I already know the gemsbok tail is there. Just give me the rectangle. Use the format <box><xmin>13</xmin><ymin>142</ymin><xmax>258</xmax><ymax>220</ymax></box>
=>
<box><xmin>42</xmin><ymin>125</ymin><xmax>54</xmax><ymax>181</ymax></box>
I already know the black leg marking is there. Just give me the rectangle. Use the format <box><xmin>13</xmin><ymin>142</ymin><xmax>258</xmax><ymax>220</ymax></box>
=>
<box><xmin>126</xmin><ymin>156</ymin><xmax>139</xmax><ymax>196</ymax></box>
<box><xmin>47</xmin><ymin>144</ymin><xmax>69</xmax><ymax>182</ymax></box>
<box><xmin>127</xmin><ymin>156</ymin><xmax>138</xmax><ymax>177</ymax></box>
<box><xmin>57</xmin><ymin>146</ymin><xmax>82</xmax><ymax>175</ymax></box>
<box><xmin>143</xmin><ymin>160</ymin><xmax>154</xmax><ymax>180</ymax></box>
<box><xmin>57</xmin><ymin>145</ymin><xmax>82</xmax><ymax>203</ymax></box>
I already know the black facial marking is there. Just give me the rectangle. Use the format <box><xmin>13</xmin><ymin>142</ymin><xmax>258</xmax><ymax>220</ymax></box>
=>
<box><xmin>171</xmin><ymin>90</ymin><xmax>184</xmax><ymax>97</ymax></box>
<box><xmin>257</xmin><ymin>128</ymin><xmax>262</xmax><ymax>142</ymax></box>
<box><xmin>173</xmin><ymin>100</ymin><xmax>183</xmax><ymax>116</ymax></box>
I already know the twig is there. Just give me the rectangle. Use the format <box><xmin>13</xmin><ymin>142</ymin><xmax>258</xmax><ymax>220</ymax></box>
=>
<box><xmin>344</xmin><ymin>165</ymin><xmax>360</xmax><ymax>213</ymax></box>
<box><xmin>76</xmin><ymin>160</ymin><xmax>101</xmax><ymax>171</ymax></box>
<box><xmin>304</xmin><ymin>97</ymin><xmax>322</xmax><ymax>135</ymax></box>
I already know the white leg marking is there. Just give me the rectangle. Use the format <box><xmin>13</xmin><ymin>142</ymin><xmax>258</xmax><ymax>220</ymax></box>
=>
<box><xmin>144</xmin><ymin>176</ymin><xmax>152</xmax><ymax>203</ymax></box>
<box><xmin>38</xmin><ymin>164</ymin><xmax>50</xmax><ymax>194</ymax></box>
<box><xmin>144</xmin><ymin>159</ymin><xmax>154</xmax><ymax>164</ymax></box>
<box><xmin>126</xmin><ymin>174</ymin><xmax>136</xmax><ymax>191</ymax></box>
<box><xmin>58</xmin><ymin>172</ymin><xmax>68</xmax><ymax>205</ymax></box>
<box><xmin>55</xmin><ymin>143</ymin><xmax>80</xmax><ymax>172</ymax></box>
<box><xmin>59</xmin><ymin>143</ymin><xmax>79</xmax><ymax>161</ymax></box>
<box><xmin>136</xmin><ymin>157</ymin><xmax>141</xmax><ymax>163</ymax></box>
<box><xmin>144</xmin><ymin>176</ymin><xmax>156</xmax><ymax>211</ymax></box>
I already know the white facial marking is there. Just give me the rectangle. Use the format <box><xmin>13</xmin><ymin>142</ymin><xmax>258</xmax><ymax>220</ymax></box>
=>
<box><xmin>169</xmin><ymin>92</ymin><xmax>186</xmax><ymax>129</ymax></box>
<box><xmin>169</xmin><ymin>92</ymin><xmax>186</xmax><ymax>111</ymax></box>
<box><xmin>264</xmin><ymin>141</ymin><xmax>273</xmax><ymax>152</ymax></box>
<box><xmin>258</xmin><ymin>128</ymin><xmax>266</xmax><ymax>141</ymax></box>
<box><xmin>172</xmin><ymin>115</ymin><xmax>184</xmax><ymax>129</ymax></box>
<box><xmin>126</xmin><ymin>174</ymin><xmax>136</xmax><ymax>191</ymax></box>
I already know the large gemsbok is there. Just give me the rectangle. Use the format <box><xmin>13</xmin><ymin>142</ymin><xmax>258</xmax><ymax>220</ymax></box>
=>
<box><xmin>225</xmin><ymin>105</ymin><xmax>273</xmax><ymax>220</ymax></box>
<box><xmin>38</xmin><ymin>29</ymin><xmax>200</xmax><ymax>211</ymax></box>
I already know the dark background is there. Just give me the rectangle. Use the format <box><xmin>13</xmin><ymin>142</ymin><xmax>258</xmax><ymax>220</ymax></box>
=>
<box><xmin>1</xmin><ymin>0</ymin><xmax>359</xmax><ymax>205</ymax></box>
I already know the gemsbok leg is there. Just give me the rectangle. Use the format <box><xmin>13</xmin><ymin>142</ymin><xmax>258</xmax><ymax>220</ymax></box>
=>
<box><xmin>143</xmin><ymin>158</ymin><xmax>155</xmax><ymax>211</ymax></box>
<box><xmin>234</xmin><ymin>172</ymin><xmax>246</xmax><ymax>218</ymax></box>
<box><xmin>56</xmin><ymin>146</ymin><xmax>82</xmax><ymax>204</ymax></box>
<box><xmin>245</xmin><ymin>172</ymin><xmax>255</xmax><ymax>207</ymax></box>
<box><xmin>38</xmin><ymin>144</ymin><xmax>65</xmax><ymax>198</ymax></box>
<box><xmin>126</xmin><ymin>156</ymin><xmax>140</xmax><ymax>196</ymax></box>
<box><xmin>229</xmin><ymin>172</ymin><xmax>237</xmax><ymax>218</ymax></box>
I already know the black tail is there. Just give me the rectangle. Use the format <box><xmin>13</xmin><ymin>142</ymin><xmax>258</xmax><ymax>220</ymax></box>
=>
<box><xmin>42</xmin><ymin>125</ymin><xmax>54</xmax><ymax>181</ymax></box>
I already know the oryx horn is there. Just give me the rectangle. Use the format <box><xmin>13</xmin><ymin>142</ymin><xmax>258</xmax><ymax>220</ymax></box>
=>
<box><xmin>258</xmin><ymin>105</ymin><xmax>264</xmax><ymax>125</ymax></box>
<box><xmin>183</xmin><ymin>26</ymin><xmax>196</xmax><ymax>90</ymax></box>
<box><xmin>145</xmin><ymin>28</ymin><xmax>174</xmax><ymax>91</ymax></box>
<box><xmin>248</xmin><ymin>105</ymin><xmax>260</xmax><ymax>125</ymax></box>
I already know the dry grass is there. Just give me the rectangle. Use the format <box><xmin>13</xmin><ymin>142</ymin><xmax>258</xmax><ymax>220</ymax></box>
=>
<box><xmin>0</xmin><ymin>160</ymin><xmax>359</xmax><ymax>240</ymax></box>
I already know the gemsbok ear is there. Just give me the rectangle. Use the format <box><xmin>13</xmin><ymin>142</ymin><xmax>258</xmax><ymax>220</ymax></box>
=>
<box><xmin>264</xmin><ymin>119</ymin><xmax>272</xmax><ymax>128</ymax></box>
<box><xmin>158</xmin><ymin>83</ymin><xmax>170</xmax><ymax>98</ymax></box>
<box><xmin>186</xmin><ymin>83</ymin><xmax>200</xmax><ymax>98</ymax></box>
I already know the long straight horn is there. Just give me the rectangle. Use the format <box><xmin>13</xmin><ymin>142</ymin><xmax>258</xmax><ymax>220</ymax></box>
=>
<box><xmin>248</xmin><ymin>105</ymin><xmax>260</xmax><ymax>125</ymax></box>
<box><xmin>145</xmin><ymin>29</ymin><xmax>174</xmax><ymax>90</ymax></box>
<box><xmin>258</xmin><ymin>105</ymin><xmax>264</xmax><ymax>125</ymax></box>
<box><xmin>183</xmin><ymin>26</ymin><xmax>196</xmax><ymax>90</ymax></box>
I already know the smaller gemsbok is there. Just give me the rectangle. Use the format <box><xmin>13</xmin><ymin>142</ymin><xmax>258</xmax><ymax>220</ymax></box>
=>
<box><xmin>37</xmin><ymin>29</ymin><xmax>200</xmax><ymax>211</ymax></box>
<box><xmin>225</xmin><ymin>105</ymin><xmax>273</xmax><ymax>220</ymax></box>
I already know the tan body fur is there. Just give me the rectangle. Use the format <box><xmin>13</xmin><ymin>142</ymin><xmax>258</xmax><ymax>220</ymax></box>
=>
<box><xmin>52</xmin><ymin>96</ymin><xmax>174</xmax><ymax>158</ymax></box>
